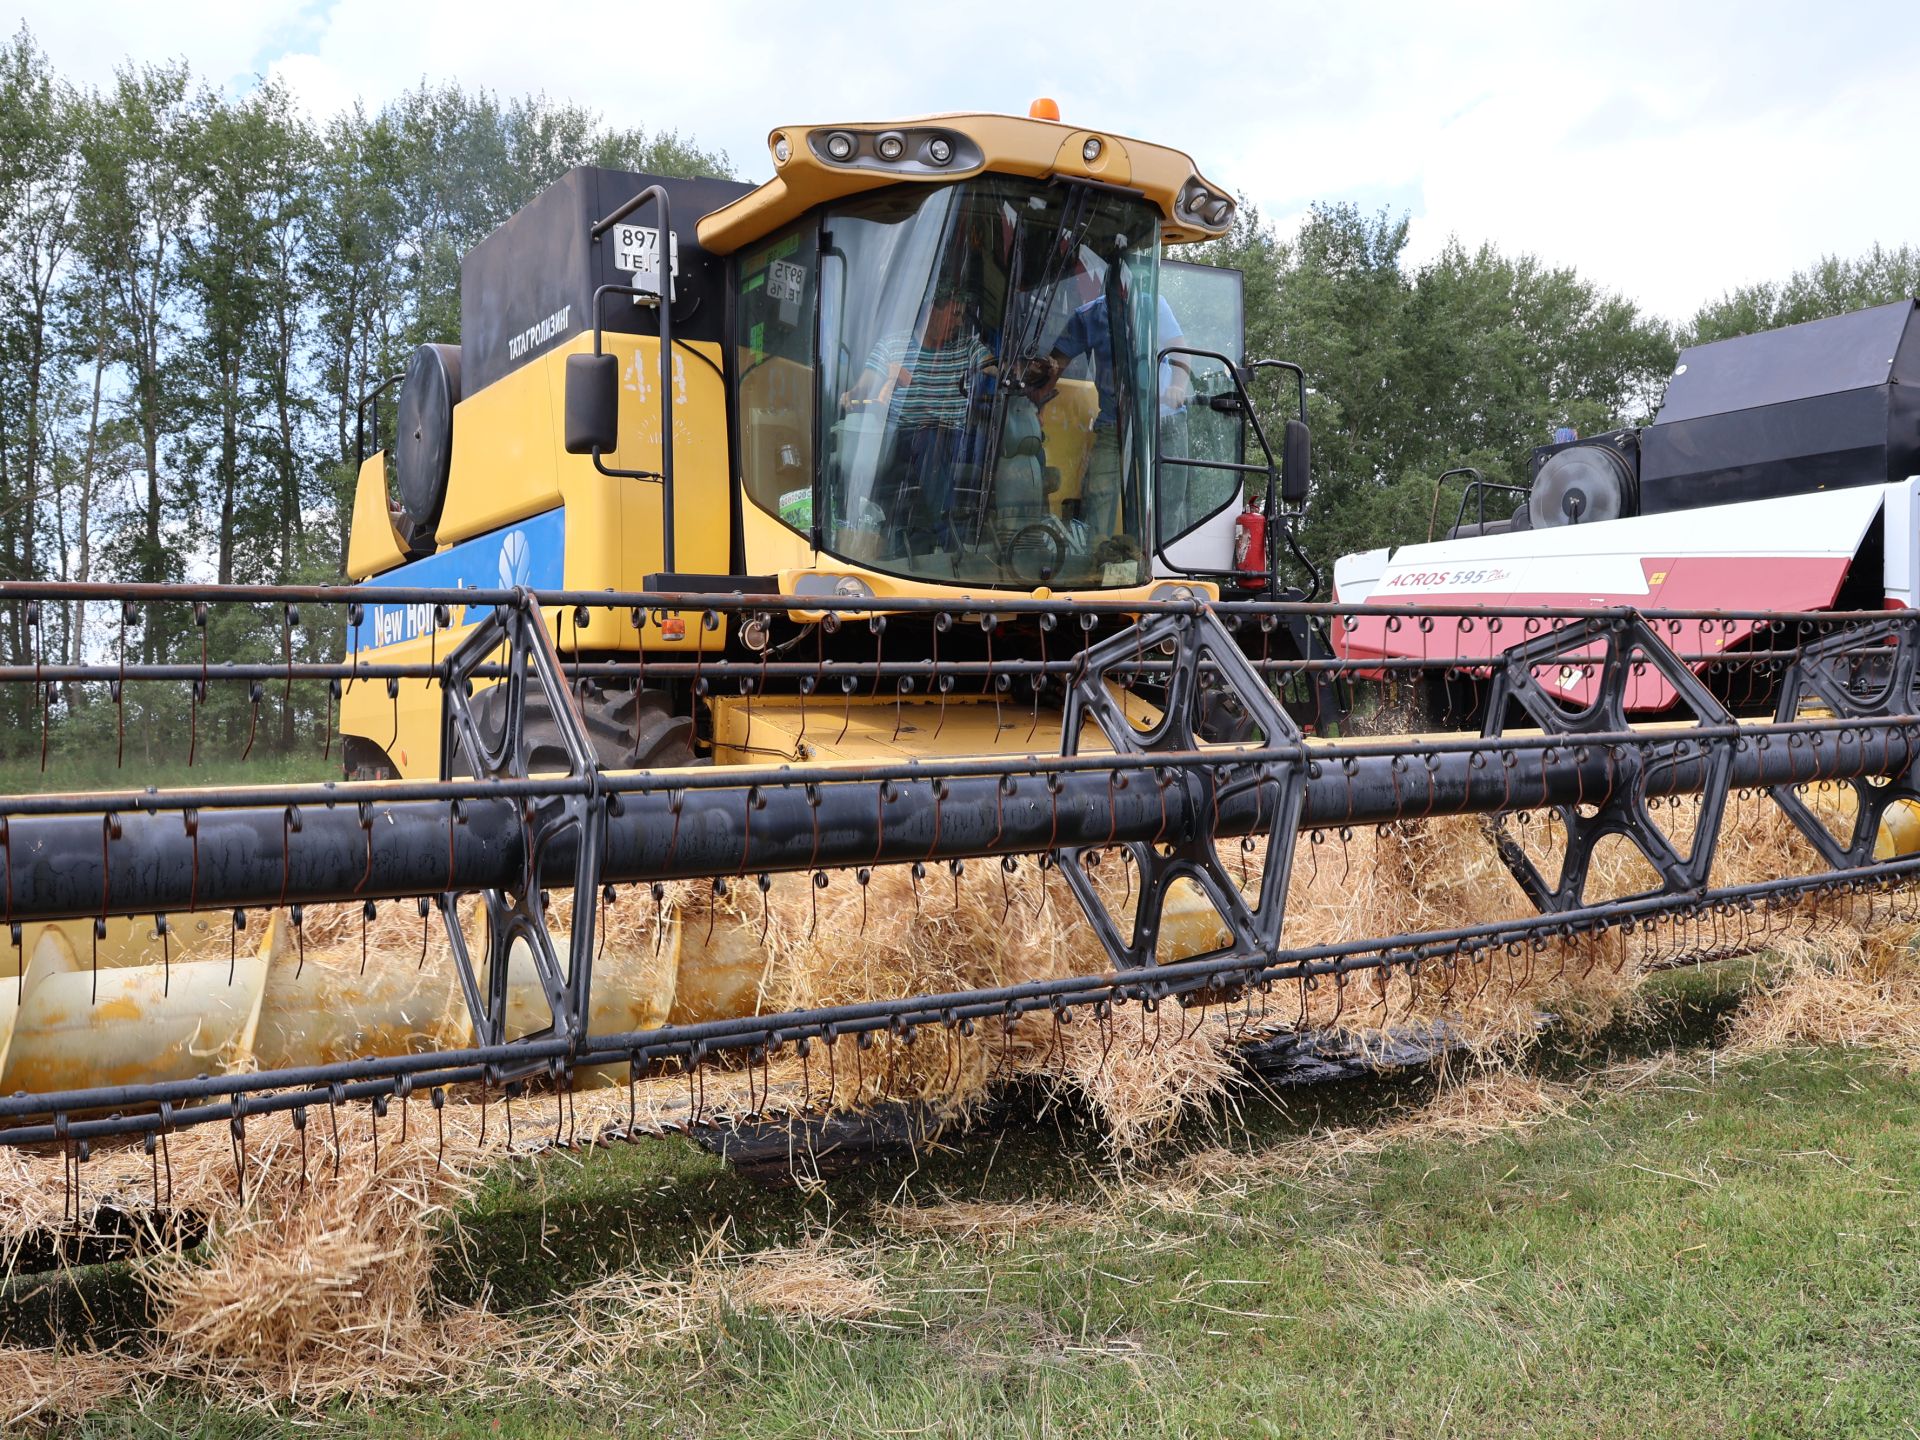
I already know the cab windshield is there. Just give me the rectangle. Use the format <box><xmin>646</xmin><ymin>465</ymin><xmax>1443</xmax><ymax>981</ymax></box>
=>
<box><xmin>817</xmin><ymin>179</ymin><xmax>1168</xmax><ymax>589</ymax></box>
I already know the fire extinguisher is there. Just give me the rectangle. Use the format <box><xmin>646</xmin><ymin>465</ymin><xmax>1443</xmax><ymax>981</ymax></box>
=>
<box><xmin>1234</xmin><ymin>504</ymin><xmax>1268</xmax><ymax>590</ymax></box>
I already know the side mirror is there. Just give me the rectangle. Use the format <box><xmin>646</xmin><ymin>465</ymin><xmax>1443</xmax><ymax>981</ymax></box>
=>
<box><xmin>564</xmin><ymin>353</ymin><xmax>619</xmax><ymax>455</ymax></box>
<box><xmin>1281</xmin><ymin>419</ymin><xmax>1311</xmax><ymax>507</ymax></box>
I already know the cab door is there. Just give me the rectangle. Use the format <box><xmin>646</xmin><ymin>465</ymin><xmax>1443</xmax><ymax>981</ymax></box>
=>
<box><xmin>1154</xmin><ymin>260</ymin><xmax>1247</xmax><ymax>577</ymax></box>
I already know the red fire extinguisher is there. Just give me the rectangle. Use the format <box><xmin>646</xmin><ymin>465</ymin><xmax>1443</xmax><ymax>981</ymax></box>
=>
<box><xmin>1234</xmin><ymin>504</ymin><xmax>1268</xmax><ymax>590</ymax></box>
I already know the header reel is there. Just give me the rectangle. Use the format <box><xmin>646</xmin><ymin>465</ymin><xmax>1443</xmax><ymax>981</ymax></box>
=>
<box><xmin>1</xmin><ymin>582</ymin><xmax>1918</xmax><ymax>1166</ymax></box>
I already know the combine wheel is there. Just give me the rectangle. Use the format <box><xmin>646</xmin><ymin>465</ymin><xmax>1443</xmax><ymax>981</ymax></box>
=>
<box><xmin>343</xmin><ymin>734</ymin><xmax>400</xmax><ymax>781</ymax></box>
<box><xmin>474</xmin><ymin>679</ymin><xmax>694</xmax><ymax>774</ymax></box>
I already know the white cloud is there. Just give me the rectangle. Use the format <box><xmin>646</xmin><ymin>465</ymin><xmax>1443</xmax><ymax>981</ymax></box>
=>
<box><xmin>13</xmin><ymin>0</ymin><xmax>1917</xmax><ymax>321</ymax></box>
<box><xmin>10</xmin><ymin>1</ymin><xmax>305</xmax><ymax>91</ymax></box>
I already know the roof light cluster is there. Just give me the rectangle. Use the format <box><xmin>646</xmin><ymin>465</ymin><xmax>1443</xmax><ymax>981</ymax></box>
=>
<box><xmin>1176</xmin><ymin>179</ymin><xmax>1235</xmax><ymax>232</ymax></box>
<box><xmin>793</xmin><ymin>127</ymin><xmax>980</xmax><ymax>176</ymax></box>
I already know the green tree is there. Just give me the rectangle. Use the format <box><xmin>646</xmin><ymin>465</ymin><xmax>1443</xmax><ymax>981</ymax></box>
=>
<box><xmin>73</xmin><ymin>59</ymin><xmax>200</xmax><ymax>656</ymax></box>
<box><xmin>0</xmin><ymin>31</ymin><xmax>740</xmax><ymax>762</ymax></box>
<box><xmin>0</xmin><ymin>27</ymin><xmax>83</xmax><ymax>679</ymax></box>
<box><xmin>305</xmin><ymin>102</ymin><xmax>408</xmax><ymax>480</ymax></box>
<box><xmin>177</xmin><ymin>81</ymin><xmax>315</xmax><ymax>586</ymax></box>
<box><xmin>1187</xmin><ymin>202</ymin><xmax>1675</xmax><ymax>583</ymax></box>
<box><xmin>1684</xmin><ymin>245</ymin><xmax>1920</xmax><ymax>345</ymax></box>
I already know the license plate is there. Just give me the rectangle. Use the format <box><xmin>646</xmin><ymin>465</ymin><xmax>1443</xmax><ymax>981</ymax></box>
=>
<box><xmin>611</xmin><ymin>223</ymin><xmax>679</xmax><ymax>300</ymax></box>
<box><xmin>767</xmin><ymin>258</ymin><xmax>805</xmax><ymax>305</ymax></box>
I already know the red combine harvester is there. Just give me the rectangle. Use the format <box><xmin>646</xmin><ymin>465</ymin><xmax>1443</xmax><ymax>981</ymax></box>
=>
<box><xmin>1332</xmin><ymin>299</ymin><xmax>1920</xmax><ymax>718</ymax></box>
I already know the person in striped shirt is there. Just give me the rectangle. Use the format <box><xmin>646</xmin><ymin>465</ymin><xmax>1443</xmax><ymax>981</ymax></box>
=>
<box><xmin>842</xmin><ymin>283</ymin><xmax>999</xmax><ymax>547</ymax></box>
<box><xmin>844</xmin><ymin>284</ymin><xmax>998</xmax><ymax>422</ymax></box>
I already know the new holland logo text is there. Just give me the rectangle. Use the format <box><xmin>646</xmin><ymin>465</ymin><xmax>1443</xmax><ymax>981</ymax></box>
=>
<box><xmin>366</xmin><ymin>600</ymin><xmax>466</xmax><ymax>648</ymax></box>
<box><xmin>507</xmin><ymin>304</ymin><xmax>571</xmax><ymax>361</ymax></box>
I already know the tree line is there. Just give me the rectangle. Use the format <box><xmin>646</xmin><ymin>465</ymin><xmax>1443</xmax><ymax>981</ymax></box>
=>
<box><xmin>0</xmin><ymin>26</ymin><xmax>1914</xmax><ymax>770</ymax></box>
<box><xmin>0</xmin><ymin>28</ymin><xmax>726</xmax><ymax>767</ymax></box>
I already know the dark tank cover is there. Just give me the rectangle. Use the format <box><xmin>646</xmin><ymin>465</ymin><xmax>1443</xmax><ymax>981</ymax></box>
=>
<box><xmin>1639</xmin><ymin>298</ymin><xmax>1920</xmax><ymax>514</ymax></box>
<box><xmin>458</xmin><ymin>167</ymin><xmax>753</xmax><ymax>395</ymax></box>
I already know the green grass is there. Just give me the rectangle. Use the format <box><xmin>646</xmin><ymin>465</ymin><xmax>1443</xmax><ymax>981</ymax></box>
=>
<box><xmin>0</xmin><ymin>747</ymin><xmax>334</xmax><ymax>796</ymax></box>
<box><xmin>38</xmin><ymin>967</ymin><xmax>1920</xmax><ymax>1438</ymax></box>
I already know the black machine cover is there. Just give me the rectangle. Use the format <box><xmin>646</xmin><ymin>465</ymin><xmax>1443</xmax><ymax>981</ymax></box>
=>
<box><xmin>1639</xmin><ymin>299</ymin><xmax>1920</xmax><ymax>513</ymax></box>
<box><xmin>458</xmin><ymin>167</ymin><xmax>752</xmax><ymax>395</ymax></box>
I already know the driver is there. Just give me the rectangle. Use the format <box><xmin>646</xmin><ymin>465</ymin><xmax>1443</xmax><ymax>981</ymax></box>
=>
<box><xmin>842</xmin><ymin>282</ymin><xmax>998</xmax><ymax>547</ymax></box>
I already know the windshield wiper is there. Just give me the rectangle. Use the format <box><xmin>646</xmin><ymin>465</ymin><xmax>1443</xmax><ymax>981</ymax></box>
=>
<box><xmin>1103</xmin><ymin>256</ymin><xmax>1142</xmax><ymax>547</ymax></box>
<box><xmin>1001</xmin><ymin>182</ymin><xmax>1096</xmax><ymax>388</ymax></box>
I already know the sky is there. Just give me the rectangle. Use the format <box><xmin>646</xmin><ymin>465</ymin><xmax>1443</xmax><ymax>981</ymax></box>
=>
<box><xmin>11</xmin><ymin>0</ymin><xmax>1918</xmax><ymax>323</ymax></box>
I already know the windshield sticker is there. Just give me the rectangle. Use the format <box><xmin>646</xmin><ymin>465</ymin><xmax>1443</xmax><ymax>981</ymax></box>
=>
<box><xmin>767</xmin><ymin>259</ymin><xmax>806</xmax><ymax>305</ymax></box>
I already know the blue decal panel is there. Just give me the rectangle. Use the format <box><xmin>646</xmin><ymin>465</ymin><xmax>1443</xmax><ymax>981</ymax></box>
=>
<box><xmin>352</xmin><ymin>508</ymin><xmax>566</xmax><ymax>651</ymax></box>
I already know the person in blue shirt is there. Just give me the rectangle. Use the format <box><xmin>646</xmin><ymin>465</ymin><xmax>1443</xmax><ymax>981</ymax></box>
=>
<box><xmin>1037</xmin><ymin>289</ymin><xmax>1190</xmax><ymax>541</ymax></box>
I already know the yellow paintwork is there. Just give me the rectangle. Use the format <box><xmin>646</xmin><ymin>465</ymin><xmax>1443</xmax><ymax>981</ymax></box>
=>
<box><xmin>1</xmin><ymin>954</ymin><xmax>268</xmax><ymax>1095</ymax></box>
<box><xmin>667</xmin><ymin>920</ymin><xmax>769</xmax><ymax>1028</ymax></box>
<box><xmin>1875</xmin><ymin>797</ymin><xmax>1920</xmax><ymax>859</ymax></box>
<box><xmin>706</xmin><ymin>689</ymin><xmax>1165</xmax><ymax>766</ymax></box>
<box><xmin>739</xmin><ymin>486</ymin><xmax>815</xmax><ymax>575</ymax></box>
<box><xmin>346</xmin><ymin>453</ymin><xmax>412</xmax><ymax>580</ymax></box>
<box><xmin>1037</xmin><ymin>379</ymin><xmax>1100</xmax><ymax>506</ymax></box>
<box><xmin>1159</xmin><ymin>880</ymin><xmax>1234</xmax><ymax>963</ymax></box>
<box><xmin>3</xmin><ymin>912</ymin><xmax>243</xmax><ymax>979</ymax></box>
<box><xmin>354</xmin><ymin>333</ymin><xmax>733</xmax><ymax>623</ymax></box>
<box><xmin>434</xmin><ymin>338</ymin><xmax>565</xmax><ymax>541</ymax></box>
<box><xmin>770</xmin><ymin>563</ymin><xmax>1216</xmax><ymax>622</ymax></box>
<box><xmin>433</xmin><ymin>331</ymin><xmax>732</xmax><ymax>594</ymax></box>
<box><xmin>0</xmin><ymin>903</ymin><xmax>688</xmax><ymax>1097</ymax></box>
<box><xmin>339</xmin><ymin>635</ymin><xmax>476</xmax><ymax>777</ymax></box>
<box><xmin>698</xmin><ymin>112</ymin><xmax>1232</xmax><ymax>256</ymax></box>
<box><xmin>341</xmin><ymin>331</ymin><xmax>738</xmax><ymax>775</ymax></box>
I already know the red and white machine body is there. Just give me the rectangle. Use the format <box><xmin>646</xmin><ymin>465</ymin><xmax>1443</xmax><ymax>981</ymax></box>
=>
<box><xmin>1330</xmin><ymin>299</ymin><xmax>1920</xmax><ymax>713</ymax></box>
<box><xmin>1333</xmin><ymin>480</ymin><xmax>1920</xmax><ymax>711</ymax></box>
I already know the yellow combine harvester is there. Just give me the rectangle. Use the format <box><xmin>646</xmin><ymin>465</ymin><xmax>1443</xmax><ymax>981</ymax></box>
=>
<box><xmin>338</xmin><ymin>102</ymin><xmax>1301</xmax><ymax>779</ymax></box>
